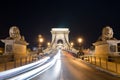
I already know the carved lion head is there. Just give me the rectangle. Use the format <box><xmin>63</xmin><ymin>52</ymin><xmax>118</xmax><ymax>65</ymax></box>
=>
<box><xmin>9</xmin><ymin>26</ymin><xmax>21</xmax><ymax>40</ymax></box>
<box><xmin>101</xmin><ymin>26</ymin><xmax>113</xmax><ymax>41</ymax></box>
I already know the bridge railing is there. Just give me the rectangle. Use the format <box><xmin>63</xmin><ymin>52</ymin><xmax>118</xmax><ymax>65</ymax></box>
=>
<box><xmin>0</xmin><ymin>55</ymin><xmax>39</xmax><ymax>71</ymax></box>
<box><xmin>79</xmin><ymin>55</ymin><xmax>120</xmax><ymax>76</ymax></box>
<box><xmin>64</xmin><ymin>50</ymin><xmax>120</xmax><ymax>76</ymax></box>
<box><xmin>0</xmin><ymin>49</ymin><xmax>58</xmax><ymax>72</ymax></box>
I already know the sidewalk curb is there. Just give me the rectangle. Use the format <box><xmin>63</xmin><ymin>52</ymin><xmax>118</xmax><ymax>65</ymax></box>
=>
<box><xmin>76</xmin><ymin>58</ymin><xmax>120</xmax><ymax>78</ymax></box>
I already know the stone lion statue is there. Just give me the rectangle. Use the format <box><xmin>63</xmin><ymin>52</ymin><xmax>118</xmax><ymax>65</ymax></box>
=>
<box><xmin>98</xmin><ymin>26</ymin><xmax>116</xmax><ymax>41</ymax></box>
<box><xmin>9</xmin><ymin>26</ymin><xmax>21</xmax><ymax>40</ymax></box>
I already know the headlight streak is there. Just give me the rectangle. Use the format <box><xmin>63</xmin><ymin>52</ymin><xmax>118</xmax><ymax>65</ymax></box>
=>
<box><xmin>0</xmin><ymin>57</ymin><xmax>50</xmax><ymax>80</ymax></box>
<box><xmin>54</xmin><ymin>50</ymin><xmax>61</xmax><ymax>78</ymax></box>
<box><xmin>7</xmin><ymin>51</ymin><xmax>60</xmax><ymax>80</ymax></box>
<box><xmin>28</xmin><ymin>52</ymin><xmax>60</xmax><ymax>80</ymax></box>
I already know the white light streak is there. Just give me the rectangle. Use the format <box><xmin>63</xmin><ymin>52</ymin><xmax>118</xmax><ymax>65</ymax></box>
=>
<box><xmin>0</xmin><ymin>57</ymin><xmax>50</xmax><ymax>79</ymax></box>
<box><xmin>8</xmin><ymin>51</ymin><xmax>60</xmax><ymax>80</ymax></box>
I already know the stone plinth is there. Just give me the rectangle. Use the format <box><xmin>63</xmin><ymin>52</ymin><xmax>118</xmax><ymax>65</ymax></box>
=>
<box><xmin>1</xmin><ymin>39</ymin><xmax>28</xmax><ymax>59</ymax></box>
<box><xmin>93</xmin><ymin>40</ymin><xmax>120</xmax><ymax>57</ymax></box>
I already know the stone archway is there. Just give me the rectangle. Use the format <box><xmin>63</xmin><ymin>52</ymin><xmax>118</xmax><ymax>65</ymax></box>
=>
<box><xmin>50</xmin><ymin>28</ymin><xmax>70</xmax><ymax>49</ymax></box>
<box><xmin>57</xmin><ymin>39</ymin><xmax>64</xmax><ymax>49</ymax></box>
<box><xmin>57</xmin><ymin>39</ymin><xmax>63</xmax><ymax>44</ymax></box>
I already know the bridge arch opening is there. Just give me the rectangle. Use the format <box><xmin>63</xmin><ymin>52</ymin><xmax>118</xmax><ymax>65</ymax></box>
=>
<box><xmin>57</xmin><ymin>39</ymin><xmax>63</xmax><ymax>44</ymax></box>
<box><xmin>57</xmin><ymin>39</ymin><xmax>63</xmax><ymax>49</ymax></box>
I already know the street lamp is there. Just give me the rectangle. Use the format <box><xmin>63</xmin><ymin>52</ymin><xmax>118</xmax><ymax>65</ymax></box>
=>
<box><xmin>77</xmin><ymin>37</ymin><xmax>84</xmax><ymax>57</ymax></box>
<box><xmin>70</xmin><ymin>42</ymin><xmax>74</xmax><ymax>47</ymax></box>
<box><xmin>39</xmin><ymin>35</ymin><xmax>44</xmax><ymax>43</ymax></box>
<box><xmin>78</xmin><ymin>38</ymin><xmax>82</xmax><ymax>44</ymax></box>
<box><xmin>38</xmin><ymin>35</ymin><xmax>44</xmax><ymax>54</ymax></box>
<box><xmin>70</xmin><ymin>42</ymin><xmax>74</xmax><ymax>51</ymax></box>
<box><xmin>47</xmin><ymin>42</ymin><xmax>50</xmax><ymax>48</ymax></box>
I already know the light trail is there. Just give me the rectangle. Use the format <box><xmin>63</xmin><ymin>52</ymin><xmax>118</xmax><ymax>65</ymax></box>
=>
<box><xmin>0</xmin><ymin>57</ymin><xmax>50</xmax><ymax>80</ymax></box>
<box><xmin>7</xmin><ymin>50</ymin><xmax>60</xmax><ymax>80</ymax></box>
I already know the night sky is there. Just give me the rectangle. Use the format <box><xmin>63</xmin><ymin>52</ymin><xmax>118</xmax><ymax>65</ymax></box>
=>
<box><xmin>0</xmin><ymin>0</ymin><xmax>120</xmax><ymax>49</ymax></box>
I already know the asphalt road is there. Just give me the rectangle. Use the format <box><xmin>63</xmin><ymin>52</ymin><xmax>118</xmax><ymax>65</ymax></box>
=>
<box><xmin>31</xmin><ymin>50</ymin><xmax>120</xmax><ymax>80</ymax></box>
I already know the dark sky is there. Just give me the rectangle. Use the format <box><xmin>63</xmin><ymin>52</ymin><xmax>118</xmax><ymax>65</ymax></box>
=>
<box><xmin>0</xmin><ymin>0</ymin><xmax>120</xmax><ymax>48</ymax></box>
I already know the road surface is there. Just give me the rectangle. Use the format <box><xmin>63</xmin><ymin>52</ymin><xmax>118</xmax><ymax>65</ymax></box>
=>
<box><xmin>32</xmin><ymin>50</ymin><xmax>120</xmax><ymax>80</ymax></box>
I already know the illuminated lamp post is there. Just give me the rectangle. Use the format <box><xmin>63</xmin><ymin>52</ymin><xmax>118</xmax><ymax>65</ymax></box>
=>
<box><xmin>70</xmin><ymin>42</ymin><xmax>74</xmax><ymax>50</ymax></box>
<box><xmin>38</xmin><ymin>35</ymin><xmax>44</xmax><ymax>54</ymax></box>
<box><xmin>47</xmin><ymin>42</ymin><xmax>50</xmax><ymax>48</ymax></box>
<box><xmin>77</xmin><ymin>38</ymin><xmax>83</xmax><ymax>57</ymax></box>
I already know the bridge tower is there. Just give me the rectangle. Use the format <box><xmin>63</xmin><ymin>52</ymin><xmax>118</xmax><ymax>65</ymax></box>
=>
<box><xmin>50</xmin><ymin>28</ymin><xmax>70</xmax><ymax>49</ymax></box>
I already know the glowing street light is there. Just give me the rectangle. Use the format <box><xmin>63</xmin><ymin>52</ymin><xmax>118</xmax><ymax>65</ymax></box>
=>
<box><xmin>38</xmin><ymin>35</ymin><xmax>44</xmax><ymax>43</ymax></box>
<box><xmin>77</xmin><ymin>37</ymin><xmax>84</xmax><ymax>57</ymax></box>
<box><xmin>70</xmin><ymin>42</ymin><xmax>74</xmax><ymax>47</ymax></box>
<box><xmin>78</xmin><ymin>38</ymin><xmax>82</xmax><ymax>44</ymax></box>
<box><xmin>38</xmin><ymin>34</ymin><xmax>44</xmax><ymax>54</ymax></box>
<box><xmin>47</xmin><ymin>42</ymin><xmax>50</xmax><ymax>47</ymax></box>
<box><xmin>70</xmin><ymin>42</ymin><xmax>74</xmax><ymax>51</ymax></box>
<box><xmin>39</xmin><ymin>38</ymin><xmax>43</xmax><ymax>43</ymax></box>
<box><xmin>77</xmin><ymin>38</ymin><xmax>83</xmax><ymax>50</ymax></box>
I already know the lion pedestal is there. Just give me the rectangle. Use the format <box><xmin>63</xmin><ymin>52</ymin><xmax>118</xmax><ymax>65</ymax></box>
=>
<box><xmin>93</xmin><ymin>26</ymin><xmax>120</xmax><ymax>57</ymax></box>
<box><xmin>93</xmin><ymin>40</ymin><xmax>120</xmax><ymax>57</ymax></box>
<box><xmin>1</xmin><ymin>26</ymin><xmax>29</xmax><ymax>60</ymax></box>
